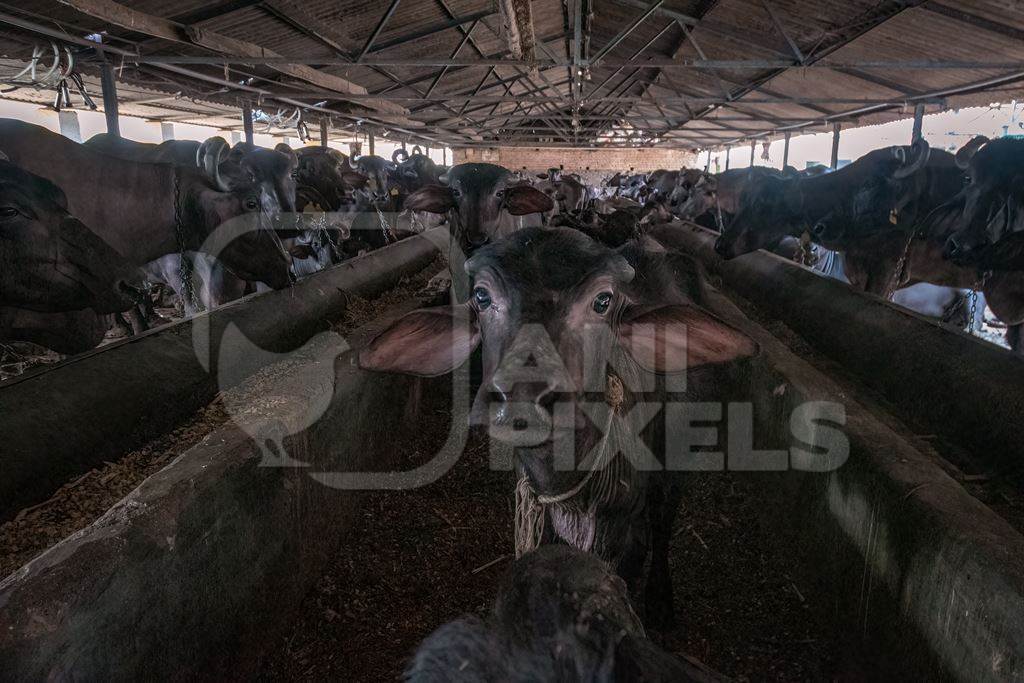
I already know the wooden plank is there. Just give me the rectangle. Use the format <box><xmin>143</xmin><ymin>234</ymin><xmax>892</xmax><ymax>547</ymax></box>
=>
<box><xmin>59</xmin><ymin>0</ymin><xmax>182</xmax><ymax>41</ymax></box>
<box><xmin>56</xmin><ymin>0</ymin><xmax>409</xmax><ymax>118</ymax></box>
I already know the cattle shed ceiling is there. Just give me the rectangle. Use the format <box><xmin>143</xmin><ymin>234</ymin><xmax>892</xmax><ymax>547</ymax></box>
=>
<box><xmin>0</xmin><ymin>0</ymin><xmax>1021</xmax><ymax>150</ymax></box>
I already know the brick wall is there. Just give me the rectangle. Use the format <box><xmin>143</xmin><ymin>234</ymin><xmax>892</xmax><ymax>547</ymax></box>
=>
<box><xmin>452</xmin><ymin>146</ymin><xmax>698</xmax><ymax>174</ymax></box>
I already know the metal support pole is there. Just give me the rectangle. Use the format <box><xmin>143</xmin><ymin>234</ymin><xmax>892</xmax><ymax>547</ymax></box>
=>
<box><xmin>160</xmin><ymin>122</ymin><xmax>174</xmax><ymax>141</ymax></box>
<box><xmin>242</xmin><ymin>103</ymin><xmax>254</xmax><ymax>145</ymax></box>
<box><xmin>99</xmin><ymin>62</ymin><xmax>119</xmax><ymax>137</ymax></box>
<box><xmin>368</xmin><ymin>132</ymin><xmax>375</xmax><ymax>156</ymax></box>
<box><xmin>725</xmin><ymin>147</ymin><xmax>730</xmax><ymax>170</ymax></box>
<box><xmin>705</xmin><ymin>148</ymin><xmax>711</xmax><ymax>171</ymax></box>
<box><xmin>782</xmin><ymin>131</ymin><xmax>791</xmax><ymax>168</ymax></box>
<box><xmin>911</xmin><ymin>103</ymin><xmax>925</xmax><ymax>143</ymax></box>
<box><xmin>320</xmin><ymin>118</ymin><xmax>328</xmax><ymax>147</ymax></box>
<box><xmin>57</xmin><ymin>110</ymin><xmax>81</xmax><ymax>142</ymax></box>
<box><xmin>830</xmin><ymin>123</ymin><xmax>841</xmax><ymax>170</ymax></box>
<box><xmin>443</xmin><ymin>147</ymin><xmax>447</xmax><ymax>165</ymax></box>
<box><xmin>749</xmin><ymin>141</ymin><xmax>756</xmax><ymax>167</ymax></box>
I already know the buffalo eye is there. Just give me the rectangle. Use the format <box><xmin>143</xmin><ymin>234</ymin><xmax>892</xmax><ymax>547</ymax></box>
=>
<box><xmin>0</xmin><ymin>206</ymin><xmax>19</xmax><ymax>219</ymax></box>
<box><xmin>451</xmin><ymin>188</ymin><xmax>462</xmax><ymax>198</ymax></box>
<box><xmin>244</xmin><ymin>197</ymin><xmax>260</xmax><ymax>211</ymax></box>
<box><xmin>592</xmin><ymin>291</ymin><xmax>613</xmax><ymax>315</ymax></box>
<box><xmin>473</xmin><ymin>286</ymin><xmax>492</xmax><ymax>311</ymax></box>
<box><xmin>495</xmin><ymin>189</ymin><xmax>505</xmax><ymax>200</ymax></box>
<box><xmin>291</xmin><ymin>170</ymin><xmax>300</xmax><ymax>180</ymax></box>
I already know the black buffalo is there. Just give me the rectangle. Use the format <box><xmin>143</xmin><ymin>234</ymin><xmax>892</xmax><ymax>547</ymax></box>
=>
<box><xmin>406</xmin><ymin>546</ymin><xmax>721</xmax><ymax>682</ymax></box>
<box><xmin>0</xmin><ymin>157</ymin><xmax>134</xmax><ymax>314</ymax></box>
<box><xmin>360</xmin><ymin>228</ymin><xmax>756</xmax><ymax>624</ymax></box>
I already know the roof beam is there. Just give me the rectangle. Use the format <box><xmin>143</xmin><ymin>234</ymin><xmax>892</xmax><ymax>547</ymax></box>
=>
<box><xmin>261</xmin><ymin>0</ymin><xmax>359</xmax><ymax>55</ymax></box>
<box><xmin>758</xmin><ymin>0</ymin><xmax>803</xmax><ymax>63</ymax></box>
<box><xmin>53</xmin><ymin>0</ymin><xmax>410</xmax><ymax>119</ymax></box>
<box><xmin>131</xmin><ymin>55</ymin><xmax>1024</xmax><ymax>70</ymax></box>
<box><xmin>590</xmin><ymin>0</ymin><xmax>664</xmax><ymax>64</ymax></box>
<box><xmin>0</xmin><ymin>9</ymin><xmax>449</xmax><ymax>143</ymax></box>
<box><xmin>424</xmin><ymin>20</ymin><xmax>480</xmax><ymax>97</ymax></box>
<box><xmin>922</xmin><ymin>3</ymin><xmax>1024</xmax><ymax>43</ymax></box>
<box><xmin>170</xmin><ymin>0</ymin><xmax>262</xmax><ymax>25</ymax></box>
<box><xmin>369</xmin><ymin>10</ymin><xmax>497</xmax><ymax>54</ymax></box>
<box><xmin>358</xmin><ymin>0</ymin><xmax>402</xmax><ymax>61</ymax></box>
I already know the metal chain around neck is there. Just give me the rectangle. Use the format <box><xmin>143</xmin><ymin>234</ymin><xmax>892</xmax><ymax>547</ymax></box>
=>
<box><xmin>173</xmin><ymin>168</ymin><xmax>202</xmax><ymax>313</ymax></box>
<box><xmin>884</xmin><ymin>230</ymin><xmax>916</xmax><ymax>300</ymax></box>
<box><xmin>967</xmin><ymin>270</ymin><xmax>991</xmax><ymax>336</ymax></box>
<box><xmin>376</xmin><ymin>205</ymin><xmax>397</xmax><ymax>244</ymax></box>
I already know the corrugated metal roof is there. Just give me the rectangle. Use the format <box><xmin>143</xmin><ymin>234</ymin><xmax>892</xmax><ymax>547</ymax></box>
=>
<box><xmin>0</xmin><ymin>0</ymin><xmax>1019</xmax><ymax>148</ymax></box>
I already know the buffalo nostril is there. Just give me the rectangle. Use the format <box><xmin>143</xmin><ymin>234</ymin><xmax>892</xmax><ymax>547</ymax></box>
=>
<box><xmin>513</xmin><ymin>418</ymin><xmax>528</xmax><ymax>431</ymax></box>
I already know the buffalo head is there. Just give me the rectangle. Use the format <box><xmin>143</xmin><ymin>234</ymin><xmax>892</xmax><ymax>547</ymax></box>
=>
<box><xmin>0</xmin><ymin>158</ymin><xmax>135</xmax><ymax>313</ymax></box>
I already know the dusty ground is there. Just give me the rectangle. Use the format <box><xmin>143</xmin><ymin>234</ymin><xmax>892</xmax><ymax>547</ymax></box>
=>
<box><xmin>0</xmin><ymin>260</ymin><xmax>443</xmax><ymax>580</ymax></box>
<box><xmin>261</xmin><ymin>385</ymin><xmax>842</xmax><ymax>682</ymax></box>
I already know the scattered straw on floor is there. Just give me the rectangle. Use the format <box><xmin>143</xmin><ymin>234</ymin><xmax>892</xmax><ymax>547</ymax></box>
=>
<box><xmin>261</xmin><ymin>400</ymin><xmax>842</xmax><ymax>682</ymax></box>
<box><xmin>0</xmin><ymin>399</ymin><xmax>230</xmax><ymax>577</ymax></box>
<box><xmin>335</xmin><ymin>256</ymin><xmax>447</xmax><ymax>334</ymax></box>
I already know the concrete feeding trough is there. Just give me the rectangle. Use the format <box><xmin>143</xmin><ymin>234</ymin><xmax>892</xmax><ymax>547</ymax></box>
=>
<box><xmin>1</xmin><ymin>224</ymin><xmax>1023</xmax><ymax>681</ymax></box>
<box><xmin>0</xmin><ymin>230</ymin><xmax>446</xmax><ymax>520</ymax></box>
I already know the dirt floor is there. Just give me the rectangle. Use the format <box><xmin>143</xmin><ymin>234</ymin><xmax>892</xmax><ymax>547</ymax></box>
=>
<box><xmin>0</xmin><ymin>259</ymin><xmax>443</xmax><ymax>579</ymax></box>
<box><xmin>261</xmin><ymin>384</ymin><xmax>843</xmax><ymax>682</ymax></box>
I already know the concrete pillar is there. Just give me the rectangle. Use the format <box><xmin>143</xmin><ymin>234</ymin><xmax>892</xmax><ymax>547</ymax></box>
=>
<box><xmin>57</xmin><ymin>110</ymin><xmax>81</xmax><ymax>142</ymax></box>
<box><xmin>319</xmin><ymin>119</ymin><xmax>328</xmax><ymax>147</ymax></box>
<box><xmin>911</xmin><ymin>103</ymin><xmax>925</xmax><ymax>144</ymax></box>
<box><xmin>749</xmin><ymin>141</ymin><xmax>756</xmax><ymax>167</ymax></box>
<box><xmin>830</xmin><ymin>123</ymin><xmax>841</xmax><ymax>170</ymax></box>
<box><xmin>368</xmin><ymin>132</ymin><xmax>375</xmax><ymax>156</ymax></box>
<box><xmin>442</xmin><ymin>147</ymin><xmax>447</xmax><ymax>165</ymax></box>
<box><xmin>281</xmin><ymin>136</ymin><xmax>291</xmax><ymax>148</ymax></box>
<box><xmin>230</xmin><ymin>131</ymin><xmax>242</xmax><ymax>145</ymax></box>
<box><xmin>242</xmin><ymin>104</ymin><xmax>254</xmax><ymax>145</ymax></box>
<box><xmin>725</xmin><ymin>147</ymin><xmax>730</xmax><ymax>170</ymax></box>
<box><xmin>782</xmin><ymin>131</ymin><xmax>791</xmax><ymax>169</ymax></box>
<box><xmin>99</xmin><ymin>62</ymin><xmax>119</xmax><ymax>137</ymax></box>
<box><xmin>160</xmin><ymin>122</ymin><xmax>174</xmax><ymax>141</ymax></box>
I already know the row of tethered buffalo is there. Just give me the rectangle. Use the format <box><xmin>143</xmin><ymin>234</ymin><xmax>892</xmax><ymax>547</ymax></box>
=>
<box><xmin>4</xmin><ymin>112</ymin><xmax>1019</xmax><ymax>358</ymax></box>
<box><xmin>3</xmin><ymin>114</ymin><xmax>1022</xmax><ymax>361</ymax></box>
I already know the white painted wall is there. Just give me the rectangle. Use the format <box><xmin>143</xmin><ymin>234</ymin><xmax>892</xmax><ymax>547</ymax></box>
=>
<box><xmin>705</xmin><ymin>101</ymin><xmax>1023</xmax><ymax>172</ymax></box>
<box><xmin>0</xmin><ymin>98</ymin><xmax>453</xmax><ymax>162</ymax></box>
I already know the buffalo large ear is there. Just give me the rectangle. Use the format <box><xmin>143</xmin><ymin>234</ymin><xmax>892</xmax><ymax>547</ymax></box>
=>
<box><xmin>618</xmin><ymin>304</ymin><xmax>757</xmax><ymax>373</ymax></box>
<box><xmin>407</xmin><ymin>184</ymin><xmax>457</xmax><ymax>214</ymax></box>
<box><xmin>358</xmin><ymin>305</ymin><xmax>480</xmax><ymax>376</ymax></box>
<box><xmin>274</xmin><ymin>142</ymin><xmax>297</xmax><ymax>166</ymax></box>
<box><xmin>503</xmin><ymin>185</ymin><xmax>554</xmax><ymax>215</ymax></box>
